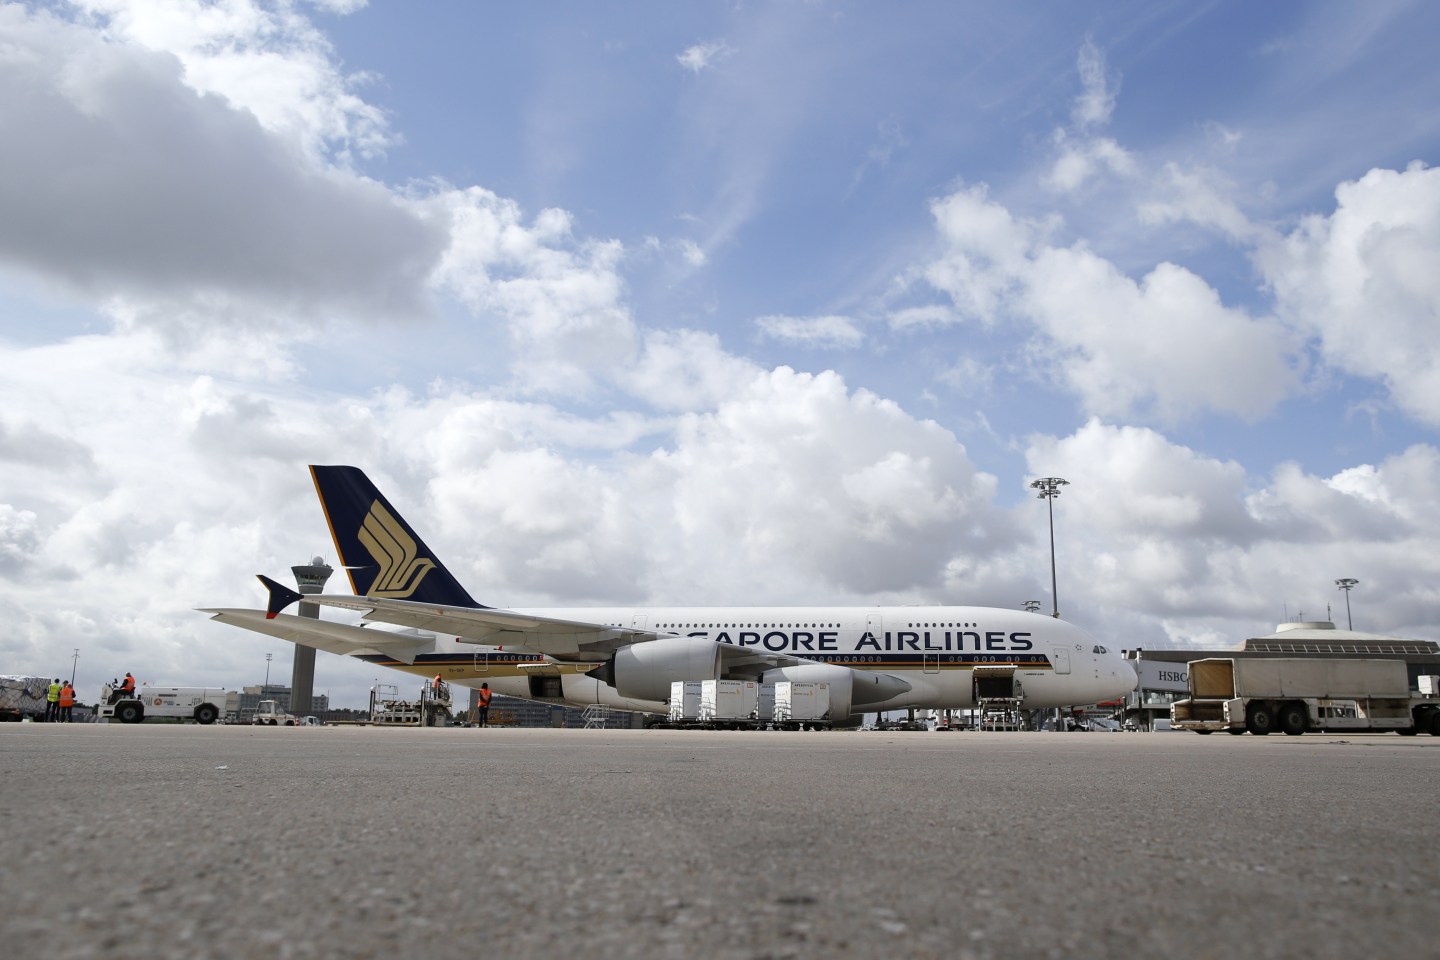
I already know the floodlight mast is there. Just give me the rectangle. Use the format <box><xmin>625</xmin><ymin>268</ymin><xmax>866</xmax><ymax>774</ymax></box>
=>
<box><xmin>1030</xmin><ymin>477</ymin><xmax>1069</xmax><ymax>619</ymax></box>
<box><xmin>1335</xmin><ymin>578</ymin><xmax>1359</xmax><ymax>630</ymax></box>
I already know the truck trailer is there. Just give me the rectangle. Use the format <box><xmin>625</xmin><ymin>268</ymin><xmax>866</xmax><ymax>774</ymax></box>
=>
<box><xmin>1170</xmin><ymin>658</ymin><xmax>1440</xmax><ymax>736</ymax></box>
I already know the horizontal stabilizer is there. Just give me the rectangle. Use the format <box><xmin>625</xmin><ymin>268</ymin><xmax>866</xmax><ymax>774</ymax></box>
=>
<box><xmin>258</xmin><ymin>575</ymin><xmax>304</xmax><ymax>619</ymax></box>
<box><xmin>199</xmin><ymin>608</ymin><xmax>435</xmax><ymax>665</ymax></box>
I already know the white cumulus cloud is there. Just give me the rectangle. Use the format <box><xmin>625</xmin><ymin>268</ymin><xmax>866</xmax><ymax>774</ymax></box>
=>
<box><xmin>1259</xmin><ymin>162</ymin><xmax>1440</xmax><ymax>427</ymax></box>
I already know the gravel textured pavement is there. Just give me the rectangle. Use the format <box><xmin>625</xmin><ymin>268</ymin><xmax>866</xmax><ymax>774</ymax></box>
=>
<box><xmin>2</xmin><ymin>724</ymin><xmax>1436</xmax><ymax>959</ymax></box>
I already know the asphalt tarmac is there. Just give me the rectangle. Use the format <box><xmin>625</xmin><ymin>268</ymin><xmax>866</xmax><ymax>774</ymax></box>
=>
<box><xmin>1</xmin><ymin>724</ymin><xmax>1436</xmax><ymax>960</ymax></box>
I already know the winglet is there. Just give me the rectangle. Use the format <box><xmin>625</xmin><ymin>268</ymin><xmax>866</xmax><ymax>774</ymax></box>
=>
<box><xmin>258</xmin><ymin>575</ymin><xmax>305</xmax><ymax>619</ymax></box>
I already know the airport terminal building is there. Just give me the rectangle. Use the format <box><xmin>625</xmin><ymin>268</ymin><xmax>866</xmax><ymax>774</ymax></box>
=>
<box><xmin>1121</xmin><ymin>620</ymin><xmax>1440</xmax><ymax>729</ymax></box>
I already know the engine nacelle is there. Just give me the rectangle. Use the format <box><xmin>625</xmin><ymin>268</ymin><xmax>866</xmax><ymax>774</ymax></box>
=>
<box><xmin>598</xmin><ymin>637</ymin><xmax>722</xmax><ymax>702</ymax></box>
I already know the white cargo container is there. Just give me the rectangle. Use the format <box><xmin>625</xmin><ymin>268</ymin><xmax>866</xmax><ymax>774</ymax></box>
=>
<box><xmin>1420</xmin><ymin>676</ymin><xmax>1440</xmax><ymax>697</ymax></box>
<box><xmin>773</xmin><ymin>681</ymin><xmax>831</xmax><ymax>728</ymax></box>
<box><xmin>669</xmin><ymin>681</ymin><xmax>704</xmax><ymax>723</ymax></box>
<box><xmin>699</xmin><ymin>679</ymin><xmax>758</xmax><ymax>725</ymax></box>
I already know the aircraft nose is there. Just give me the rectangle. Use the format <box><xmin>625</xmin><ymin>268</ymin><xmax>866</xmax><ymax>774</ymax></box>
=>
<box><xmin>1114</xmin><ymin>656</ymin><xmax>1137</xmax><ymax>693</ymax></box>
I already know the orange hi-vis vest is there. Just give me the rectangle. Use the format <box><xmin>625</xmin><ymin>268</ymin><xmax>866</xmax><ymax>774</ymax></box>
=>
<box><xmin>59</xmin><ymin>686</ymin><xmax>75</xmax><ymax>708</ymax></box>
<box><xmin>478</xmin><ymin>688</ymin><xmax>492</xmax><ymax>707</ymax></box>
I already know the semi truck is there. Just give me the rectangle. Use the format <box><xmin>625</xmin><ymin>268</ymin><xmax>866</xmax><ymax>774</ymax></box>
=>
<box><xmin>97</xmin><ymin>683</ymin><xmax>229</xmax><ymax>724</ymax></box>
<box><xmin>1170</xmin><ymin>658</ymin><xmax>1440</xmax><ymax>736</ymax></box>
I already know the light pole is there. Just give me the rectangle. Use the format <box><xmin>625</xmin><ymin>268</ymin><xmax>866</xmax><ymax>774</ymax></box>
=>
<box><xmin>1335</xmin><ymin>578</ymin><xmax>1359</xmax><ymax>630</ymax></box>
<box><xmin>1030</xmin><ymin>477</ymin><xmax>1069</xmax><ymax>618</ymax></box>
<box><xmin>264</xmin><ymin>653</ymin><xmax>273</xmax><ymax>693</ymax></box>
<box><xmin>69</xmin><ymin>648</ymin><xmax>79</xmax><ymax>685</ymax></box>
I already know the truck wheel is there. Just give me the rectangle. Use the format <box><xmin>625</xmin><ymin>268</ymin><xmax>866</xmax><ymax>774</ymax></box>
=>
<box><xmin>1429</xmin><ymin>712</ymin><xmax>1440</xmax><ymax>737</ymax></box>
<box><xmin>194</xmin><ymin>704</ymin><xmax>218</xmax><ymax>725</ymax></box>
<box><xmin>1279</xmin><ymin>703</ymin><xmax>1307</xmax><ymax>736</ymax></box>
<box><xmin>1245</xmin><ymin>703</ymin><xmax>1274</xmax><ymax>736</ymax></box>
<box><xmin>116</xmin><ymin>702</ymin><xmax>143</xmax><ymax>724</ymax></box>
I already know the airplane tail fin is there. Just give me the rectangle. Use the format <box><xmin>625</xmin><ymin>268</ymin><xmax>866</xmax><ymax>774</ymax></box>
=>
<box><xmin>308</xmin><ymin>465</ymin><xmax>484</xmax><ymax>609</ymax></box>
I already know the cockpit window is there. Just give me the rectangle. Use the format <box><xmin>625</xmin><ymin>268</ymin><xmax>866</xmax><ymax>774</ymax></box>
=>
<box><xmin>1092</xmin><ymin>645</ymin><xmax>1108</xmax><ymax>654</ymax></box>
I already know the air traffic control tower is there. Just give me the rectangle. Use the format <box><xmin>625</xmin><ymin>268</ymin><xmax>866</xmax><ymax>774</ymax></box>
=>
<box><xmin>289</xmin><ymin>556</ymin><xmax>333</xmax><ymax>717</ymax></box>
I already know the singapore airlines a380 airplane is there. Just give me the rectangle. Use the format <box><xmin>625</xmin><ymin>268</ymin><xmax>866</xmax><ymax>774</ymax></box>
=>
<box><xmin>203</xmin><ymin>466</ymin><xmax>1136</xmax><ymax>722</ymax></box>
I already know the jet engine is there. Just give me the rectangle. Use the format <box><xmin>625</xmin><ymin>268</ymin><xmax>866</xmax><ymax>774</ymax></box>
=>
<box><xmin>590</xmin><ymin>637</ymin><xmax>722</xmax><ymax>702</ymax></box>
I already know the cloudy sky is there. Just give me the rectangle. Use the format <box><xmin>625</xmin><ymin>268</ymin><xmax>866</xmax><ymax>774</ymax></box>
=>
<box><xmin>4</xmin><ymin>0</ymin><xmax>1440</xmax><ymax>706</ymax></box>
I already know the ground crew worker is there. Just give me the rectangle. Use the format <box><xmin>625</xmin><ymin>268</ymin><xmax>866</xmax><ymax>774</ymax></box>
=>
<box><xmin>58</xmin><ymin>681</ymin><xmax>75</xmax><ymax>723</ymax></box>
<box><xmin>45</xmin><ymin>679</ymin><xmax>61</xmax><ymax>722</ymax></box>
<box><xmin>476</xmin><ymin>682</ymin><xmax>492</xmax><ymax>728</ymax></box>
<box><xmin>110</xmin><ymin>672</ymin><xmax>135</xmax><ymax>705</ymax></box>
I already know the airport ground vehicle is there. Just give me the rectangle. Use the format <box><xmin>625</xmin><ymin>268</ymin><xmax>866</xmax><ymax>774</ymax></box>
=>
<box><xmin>367</xmin><ymin>682</ymin><xmax>453</xmax><ymax>726</ymax></box>
<box><xmin>97</xmin><ymin>684</ymin><xmax>229</xmax><ymax>724</ymax></box>
<box><xmin>1171</xmin><ymin>658</ymin><xmax>1440</xmax><ymax>736</ymax></box>
<box><xmin>252</xmin><ymin>699</ymin><xmax>297</xmax><ymax>725</ymax></box>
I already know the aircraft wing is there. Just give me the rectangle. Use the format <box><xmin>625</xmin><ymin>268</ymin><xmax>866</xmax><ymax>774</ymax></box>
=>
<box><xmin>298</xmin><ymin>594</ymin><xmax>644</xmax><ymax>659</ymax></box>
<box><xmin>200</xmin><ymin>608</ymin><xmax>436</xmax><ymax>665</ymax></box>
<box><xmin>228</xmin><ymin>592</ymin><xmax>821</xmax><ymax>673</ymax></box>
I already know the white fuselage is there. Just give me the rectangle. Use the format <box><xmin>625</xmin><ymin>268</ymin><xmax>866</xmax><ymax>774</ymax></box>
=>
<box><xmin>400</xmin><ymin>605</ymin><xmax>1136</xmax><ymax>717</ymax></box>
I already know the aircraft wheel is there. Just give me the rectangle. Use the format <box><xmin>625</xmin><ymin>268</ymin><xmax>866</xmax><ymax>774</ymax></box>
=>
<box><xmin>1279</xmin><ymin>703</ymin><xmax>1307</xmax><ymax>736</ymax></box>
<box><xmin>1245</xmin><ymin>703</ymin><xmax>1274</xmax><ymax>736</ymax></box>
